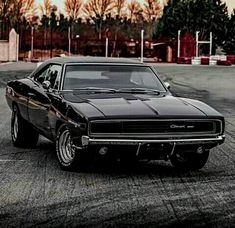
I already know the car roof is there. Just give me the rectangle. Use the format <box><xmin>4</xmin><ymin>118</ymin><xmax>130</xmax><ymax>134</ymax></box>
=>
<box><xmin>32</xmin><ymin>57</ymin><xmax>149</xmax><ymax>77</ymax></box>
<box><xmin>46</xmin><ymin>56</ymin><xmax>145</xmax><ymax>65</ymax></box>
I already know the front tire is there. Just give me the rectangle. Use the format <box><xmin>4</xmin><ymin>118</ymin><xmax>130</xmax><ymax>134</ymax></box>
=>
<box><xmin>56</xmin><ymin>126</ymin><xmax>85</xmax><ymax>171</ymax></box>
<box><xmin>170</xmin><ymin>149</ymin><xmax>210</xmax><ymax>170</ymax></box>
<box><xmin>11</xmin><ymin>105</ymin><xmax>39</xmax><ymax>148</ymax></box>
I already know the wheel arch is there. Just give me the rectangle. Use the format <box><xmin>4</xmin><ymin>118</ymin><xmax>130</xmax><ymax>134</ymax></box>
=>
<box><xmin>11</xmin><ymin>102</ymin><xmax>20</xmax><ymax>116</ymax></box>
<box><xmin>11</xmin><ymin>101</ymin><xmax>18</xmax><ymax>109</ymax></box>
<box><xmin>55</xmin><ymin>120</ymin><xmax>67</xmax><ymax>135</ymax></box>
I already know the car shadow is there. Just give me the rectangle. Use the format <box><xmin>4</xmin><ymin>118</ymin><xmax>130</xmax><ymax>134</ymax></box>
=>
<box><xmin>18</xmin><ymin>137</ymin><xmax>228</xmax><ymax>181</ymax></box>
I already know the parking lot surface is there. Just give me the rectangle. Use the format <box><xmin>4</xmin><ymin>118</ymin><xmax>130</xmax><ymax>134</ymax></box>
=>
<box><xmin>0</xmin><ymin>62</ymin><xmax>234</xmax><ymax>227</ymax></box>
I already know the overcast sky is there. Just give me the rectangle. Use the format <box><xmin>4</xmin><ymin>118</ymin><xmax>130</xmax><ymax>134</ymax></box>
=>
<box><xmin>35</xmin><ymin>0</ymin><xmax>235</xmax><ymax>14</ymax></box>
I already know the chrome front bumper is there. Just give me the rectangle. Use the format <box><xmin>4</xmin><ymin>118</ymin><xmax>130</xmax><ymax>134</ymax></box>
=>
<box><xmin>81</xmin><ymin>135</ymin><xmax>225</xmax><ymax>146</ymax></box>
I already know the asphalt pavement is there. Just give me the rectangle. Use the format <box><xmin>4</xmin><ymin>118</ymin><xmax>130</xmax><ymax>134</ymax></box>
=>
<box><xmin>0</xmin><ymin>62</ymin><xmax>234</xmax><ymax>227</ymax></box>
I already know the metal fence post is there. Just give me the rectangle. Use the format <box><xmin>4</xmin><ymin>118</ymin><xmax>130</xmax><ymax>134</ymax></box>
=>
<box><xmin>105</xmin><ymin>37</ymin><xmax>108</xmax><ymax>58</ymax></box>
<box><xmin>196</xmin><ymin>31</ymin><xmax>199</xmax><ymax>57</ymax></box>
<box><xmin>209</xmin><ymin>32</ymin><xmax>213</xmax><ymax>56</ymax></box>
<box><xmin>177</xmin><ymin>30</ymin><xmax>181</xmax><ymax>58</ymax></box>
<box><xmin>31</xmin><ymin>26</ymin><xmax>34</xmax><ymax>61</ymax></box>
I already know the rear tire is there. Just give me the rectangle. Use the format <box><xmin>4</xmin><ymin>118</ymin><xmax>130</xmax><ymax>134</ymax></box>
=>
<box><xmin>11</xmin><ymin>105</ymin><xmax>39</xmax><ymax>148</ymax></box>
<box><xmin>56</xmin><ymin>125</ymin><xmax>86</xmax><ymax>171</ymax></box>
<box><xmin>170</xmin><ymin>149</ymin><xmax>210</xmax><ymax>170</ymax></box>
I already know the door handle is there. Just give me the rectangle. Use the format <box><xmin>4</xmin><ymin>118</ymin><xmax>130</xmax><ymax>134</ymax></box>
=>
<box><xmin>28</xmin><ymin>92</ymin><xmax>36</xmax><ymax>98</ymax></box>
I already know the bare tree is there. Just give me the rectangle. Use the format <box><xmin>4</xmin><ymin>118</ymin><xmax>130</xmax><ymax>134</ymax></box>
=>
<box><xmin>84</xmin><ymin>0</ymin><xmax>114</xmax><ymax>19</ymax></box>
<box><xmin>10</xmin><ymin>0</ymin><xmax>36</xmax><ymax>16</ymax></box>
<box><xmin>8</xmin><ymin>0</ymin><xmax>36</xmax><ymax>30</ymax></box>
<box><xmin>162</xmin><ymin>0</ymin><xmax>169</xmax><ymax>6</ymax></box>
<box><xmin>39</xmin><ymin>0</ymin><xmax>52</xmax><ymax>17</ymax></box>
<box><xmin>0</xmin><ymin>0</ymin><xmax>13</xmax><ymax>38</ymax></box>
<box><xmin>0</xmin><ymin>0</ymin><xmax>12</xmax><ymax>16</ymax></box>
<box><xmin>143</xmin><ymin>0</ymin><xmax>161</xmax><ymax>22</ymax></box>
<box><xmin>114</xmin><ymin>0</ymin><xmax>126</xmax><ymax>16</ymax></box>
<box><xmin>108</xmin><ymin>0</ymin><xmax>126</xmax><ymax>56</ymax></box>
<box><xmin>142</xmin><ymin>0</ymin><xmax>162</xmax><ymax>38</ymax></box>
<box><xmin>64</xmin><ymin>0</ymin><xmax>83</xmax><ymax>20</ymax></box>
<box><xmin>128</xmin><ymin>0</ymin><xmax>142</xmax><ymax>22</ymax></box>
<box><xmin>84</xmin><ymin>0</ymin><xmax>114</xmax><ymax>39</ymax></box>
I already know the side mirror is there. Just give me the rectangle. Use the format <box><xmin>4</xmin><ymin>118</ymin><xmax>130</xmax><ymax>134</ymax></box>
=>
<box><xmin>164</xmin><ymin>82</ymin><xmax>171</xmax><ymax>90</ymax></box>
<box><xmin>42</xmin><ymin>80</ymin><xmax>51</xmax><ymax>90</ymax></box>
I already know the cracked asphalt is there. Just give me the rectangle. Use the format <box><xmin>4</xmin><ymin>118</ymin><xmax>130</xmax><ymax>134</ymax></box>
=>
<box><xmin>0</xmin><ymin>62</ymin><xmax>234</xmax><ymax>227</ymax></box>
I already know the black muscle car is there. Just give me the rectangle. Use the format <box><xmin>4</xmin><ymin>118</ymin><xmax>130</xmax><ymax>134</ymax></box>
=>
<box><xmin>5</xmin><ymin>57</ymin><xmax>225</xmax><ymax>171</ymax></box>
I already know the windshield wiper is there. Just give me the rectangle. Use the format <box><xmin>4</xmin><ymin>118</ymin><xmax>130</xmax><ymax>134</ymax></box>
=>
<box><xmin>72</xmin><ymin>87</ymin><xmax>117</xmax><ymax>93</ymax></box>
<box><xmin>69</xmin><ymin>87</ymin><xmax>161</xmax><ymax>95</ymax></box>
<box><xmin>117</xmin><ymin>88</ymin><xmax>161</xmax><ymax>95</ymax></box>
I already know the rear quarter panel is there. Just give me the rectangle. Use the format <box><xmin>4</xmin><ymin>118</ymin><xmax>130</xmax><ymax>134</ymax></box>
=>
<box><xmin>6</xmin><ymin>78</ymin><xmax>35</xmax><ymax>121</ymax></box>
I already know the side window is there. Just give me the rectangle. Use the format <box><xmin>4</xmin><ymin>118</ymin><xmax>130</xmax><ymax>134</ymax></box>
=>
<box><xmin>46</xmin><ymin>64</ymin><xmax>62</xmax><ymax>89</ymax></box>
<box><xmin>34</xmin><ymin>66</ymin><xmax>50</xmax><ymax>84</ymax></box>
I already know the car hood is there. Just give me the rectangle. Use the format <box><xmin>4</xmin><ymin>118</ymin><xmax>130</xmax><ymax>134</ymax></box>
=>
<box><xmin>63</xmin><ymin>93</ymin><xmax>221</xmax><ymax>120</ymax></box>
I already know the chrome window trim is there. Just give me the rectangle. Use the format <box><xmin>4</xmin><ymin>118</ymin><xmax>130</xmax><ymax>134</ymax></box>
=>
<box><xmin>32</xmin><ymin>62</ymin><xmax>63</xmax><ymax>92</ymax></box>
<box><xmin>149</xmin><ymin>65</ymin><xmax>169</xmax><ymax>91</ymax></box>
<box><xmin>59</xmin><ymin>64</ymin><xmax>66</xmax><ymax>91</ymax></box>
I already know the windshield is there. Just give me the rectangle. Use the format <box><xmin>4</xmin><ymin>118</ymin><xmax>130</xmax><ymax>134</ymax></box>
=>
<box><xmin>63</xmin><ymin>65</ymin><xmax>166</xmax><ymax>93</ymax></box>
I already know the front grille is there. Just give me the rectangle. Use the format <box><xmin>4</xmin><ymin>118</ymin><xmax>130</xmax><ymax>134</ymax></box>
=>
<box><xmin>89</xmin><ymin>119</ymin><xmax>221</xmax><ymax>136</ymax></box>
<box><xmin>123</xmin><ymin>121</ymin><xmax>214</xmax><ymax>133</ymax></box>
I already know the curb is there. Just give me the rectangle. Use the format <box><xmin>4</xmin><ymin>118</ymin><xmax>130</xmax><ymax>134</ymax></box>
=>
<box><xmin>0</xmin><ymin>62</ymin><xmax>11</xmax><ymax>66</ymax></box>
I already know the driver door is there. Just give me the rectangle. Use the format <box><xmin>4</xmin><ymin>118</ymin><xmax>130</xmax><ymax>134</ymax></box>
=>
<box><xmin>28</xmin><ymin>64</ymin><xmax>62</xmax><ymax>137</ymax></box>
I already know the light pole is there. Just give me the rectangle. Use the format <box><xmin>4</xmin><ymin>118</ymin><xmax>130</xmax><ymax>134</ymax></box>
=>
<box><xmin>76</xmin><ymin>34</ymin><xmax>80</xmax><ymax>54</ymax></box>
<box><xmin>31</xmin><ymin>26</ymin><xmax>34</xmax><ymax>61</ymax></box>
<box><xmin>0</xmin><ymin>19</ymin><xmax>2</xmax><ymax>39</ymax></box>
<box><xmin>49</xmin><ymin>19</ymin><xmax>53</xmax><ymax>58</ymax></box>
<box><xmin>196</xmin><ymin>31</ymin><xmax>199</xmax><ymax>57</ymax></box>
<box><xmin>105</xmin><ymin>28</ymin><xmax>109</xmax><ymax>58</ymax></box>
<box><xmin>177</xmin><ymin>30</ymin><xmax>181</xmax><ymax>58</ymax></box>
<box><xmin>209</xmin><ymin>32</ymin><xmax>212</xmax><ymax>56</ymax></box>
<box><xmin>68</xmin><ymin>26</ymin><xmax>71</xmax><ymax>56</ymax></box>
<box><xmin>141</xmin><ymin>30</ymin><xmax>144</xmax><ymax>63</ymax></box>
<box><xmin>105</xmin><ymin>37</ymin><xmax>108</xmax><ymax>58</ymax></box>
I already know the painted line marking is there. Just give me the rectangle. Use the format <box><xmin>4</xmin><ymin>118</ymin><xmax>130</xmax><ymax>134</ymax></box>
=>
<box><xmin>0</xmin><ymin>159</ymin><xmax>26</xmax><ymax>162</ymax></box>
